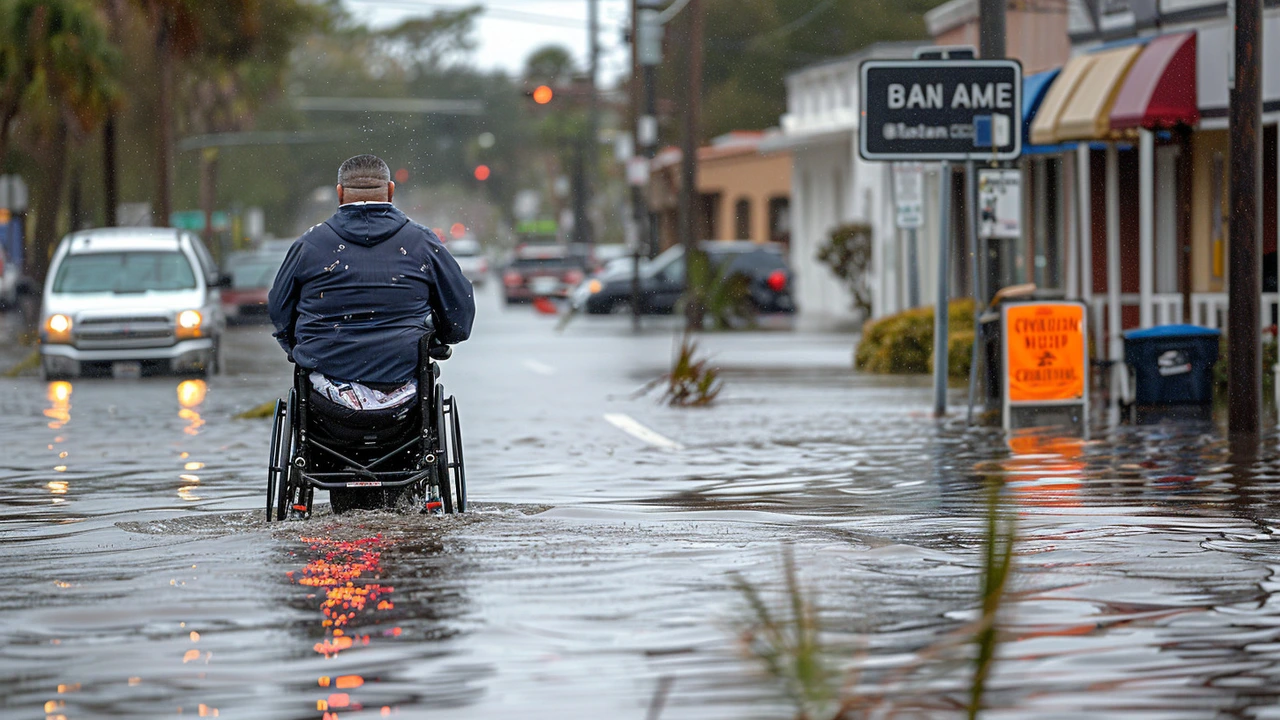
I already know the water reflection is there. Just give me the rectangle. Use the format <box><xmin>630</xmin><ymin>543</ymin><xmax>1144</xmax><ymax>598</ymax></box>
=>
<box><xmin>177</xmin><ymin>380</ymin><xmax>207</xmax><ymax>435</ymax></box>
<box><xmin>1003</xmin><ymin>432</ymin><xmax>1085</xmax><ymax>507</ymax></box>
<box><xmin>292</xmin><ymin>534</ymin><xmax>395</xmax><ymax>717</ymax></box>
<box><xmin>45</xmin><ymin>381</ymin><xmax>72</xmax><ymax>430</ymax></box>
<box><xmin>176</xmin><ymin>380</ymin><xmax>206</xmax><ymax>500</ymax></box>
<box><xmin>43</xmin><ymin>381</ymin><xmax>74</xmax><ymax>502</ymax></box>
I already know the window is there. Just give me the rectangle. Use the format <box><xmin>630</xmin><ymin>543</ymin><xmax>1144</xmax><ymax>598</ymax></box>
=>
<box><xmin>188</xmin><ymin>234</ymin><xmax>220</xmax><ymax>284</ymax></box>
<box><xmin>769</xmin><ymin>197</ymin><xmax>791</xmax><ymax>247</ymax></box>
<box><xmin>53</xmin><ymin>252</ymin><xmax>197</xmax><ymax>294</ymax></box>
<box><xmin>734</xmin><ymin>198</ymin><xmax>752</xmax><ymax>240</ymax></box>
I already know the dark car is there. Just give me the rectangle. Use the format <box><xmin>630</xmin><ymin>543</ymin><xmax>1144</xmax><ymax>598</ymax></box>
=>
<box><xmin>222</xmin><ymin>250</ymin><xmax>286</xmax><ymax>324</ymax></box>
<box><xmin>578</xmin><ymin>241</ymin><xmax>795</xmax><ymax>316</ymax></box>
<box><xmin>502</xmin><ymin>244</ymin><xmax>586</xmax><ymax>304</ymax></box>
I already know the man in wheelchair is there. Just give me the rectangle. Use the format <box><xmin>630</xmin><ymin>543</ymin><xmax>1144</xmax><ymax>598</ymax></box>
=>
<box><xmin>265</xmin><ymin>154</ymin><xmax>475</xmax><ymax>519</ymax></box>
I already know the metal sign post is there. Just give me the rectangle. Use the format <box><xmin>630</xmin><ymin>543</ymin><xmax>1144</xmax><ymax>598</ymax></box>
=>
<box><xmin>934</xmin><ymin>162</ymin><xmax>952</xmax><ymax>418</ymax></box>
<box><xmin>893</xmin><ymin>163</ymin><xmax>924</xmax><ymax>308</ymax></box>
<box><xmin>860</xmin><ymin>58</ymin><xmax>1022</xmax><ymax>418</ymax></box>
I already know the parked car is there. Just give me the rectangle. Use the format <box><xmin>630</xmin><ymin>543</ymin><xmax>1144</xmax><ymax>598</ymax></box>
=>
<box><xmin>576</xmin><ymin>241</ymin><xmax>795</xmax><ymax>316</ymax></box>
<box><xmin>446</xmin><ymin>237</ymin><xmax>488</xmax><ymax>289</ymax></box>
<box><xmin>222</xmin><ymin>249</ymin><xmax>286</xmax><ymax>324</ymax></box>
<box><xmin>586</xmin><ymin>243</ymin><xmax>629</xmax><ymax>274</ymax></box>
<box><xmin>502</xmin><ymin>244</ymin><xmax>586</xmax><ymax>303</ymax></box>
<box><xmin>39</xmin><ymin>228</ymin><xmax>228</xmax><ymax>379</ymax></box>
<box><xmin>0</xmin><ymin>246</ymin><xmax>17</xmax><ymax>309</ymax></box>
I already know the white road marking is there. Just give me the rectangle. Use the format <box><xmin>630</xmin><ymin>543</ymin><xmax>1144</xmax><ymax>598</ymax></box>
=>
<box><xmin>603</xmin><ymin>413</ymin><xmax>684</xmax><ymax>450</ymax></box>
<box><xmin>523</xmin><ymin>359</ymin><xmax>556</xmax><ymax>376</ymax></box>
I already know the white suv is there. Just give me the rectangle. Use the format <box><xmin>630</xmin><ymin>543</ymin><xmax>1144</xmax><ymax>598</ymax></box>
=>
<box><xmin>40</xmin><ymin>228</ymin><xmax>227</xmax><ymax>379</ymax></box>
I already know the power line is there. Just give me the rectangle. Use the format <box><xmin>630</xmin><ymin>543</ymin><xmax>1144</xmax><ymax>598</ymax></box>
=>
<box><xmin>344</xmin><ymin>0</ymin><xmax>625</xmax><ymax>29</ymax></box>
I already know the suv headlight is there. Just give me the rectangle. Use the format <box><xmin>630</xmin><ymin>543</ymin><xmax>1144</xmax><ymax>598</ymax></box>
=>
<box><xmin>176</xmin><ymin>310</ymin><xmax>203</xmax><ymax>339</ymax></box>
<box><xmin>44</xmin><ymin>314</ymin><xmax>73</xmax><ymax>344</ymax></box>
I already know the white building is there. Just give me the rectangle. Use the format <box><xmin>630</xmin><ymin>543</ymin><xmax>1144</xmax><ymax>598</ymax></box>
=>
<box><xmin>763</xmin><ymin>41</ymin><xmax>934</xmax><ymax>328</ymax></box>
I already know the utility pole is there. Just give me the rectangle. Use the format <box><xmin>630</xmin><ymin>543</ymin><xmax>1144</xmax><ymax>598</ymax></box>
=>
<box><xmin>583</xmin><ymin>0</ymin><xmax>600</xmax><ymax>248</ymax></box>
<box><xmin>634</xmin><ymin>2</ymin><xmax>663</xmax><ymax>328</ymax></box>
<box><xmin>678</xmin><ymin>0</ymin><xmax>704</xmax><ymax>330</ymax></box>
<box><xmin>978</xmin><ymin>0</ymin><xmax>1006</xmax><ymax>60</ymax></box>
<box><xmin>1228</xmin><ymin>0</ymin><xmax>1262</xmax><ymax>436</ymax></box>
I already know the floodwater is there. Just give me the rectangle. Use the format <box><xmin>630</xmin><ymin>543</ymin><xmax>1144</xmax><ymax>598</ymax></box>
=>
<box><xmin>4</xmin><ymin>290</ymin><xmax>1280</xmax><ymax>719</ymax></box>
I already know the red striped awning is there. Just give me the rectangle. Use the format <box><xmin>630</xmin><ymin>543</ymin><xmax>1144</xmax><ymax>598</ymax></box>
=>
<box><xmin>1110</xmin><ymin>32</ymin><xmax>1198</xmax><ymax>132</ymax></box>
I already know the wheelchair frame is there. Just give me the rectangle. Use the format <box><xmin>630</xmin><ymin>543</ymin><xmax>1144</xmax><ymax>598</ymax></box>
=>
<box><xmin>266</xmin><ymin>334</ymin><xmax>466</xmax><ymax>520</ymax></box>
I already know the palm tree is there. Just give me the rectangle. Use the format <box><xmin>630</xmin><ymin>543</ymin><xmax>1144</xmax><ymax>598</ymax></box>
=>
<box><xmin>0</xmin><ymin>0</ymin><xmax>119</xmax><ymax>282</ymax></box>
<box><xmin>129</xmin><ymin>0</ymin><xmax>199</xmax><ymax>226</ymax></box>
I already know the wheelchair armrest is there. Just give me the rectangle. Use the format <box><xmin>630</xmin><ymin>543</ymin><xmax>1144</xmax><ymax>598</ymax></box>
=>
<box><xmin>428</xmin><ymin>343</ymin><xmax>452</xmax><ymax>361</ymax></box>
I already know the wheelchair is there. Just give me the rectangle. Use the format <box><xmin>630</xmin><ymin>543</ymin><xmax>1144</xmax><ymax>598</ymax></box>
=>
<box><xmin>265</xmin><ymin>334</ymin><xmax>466</xmax><ymax>520</ymax></box>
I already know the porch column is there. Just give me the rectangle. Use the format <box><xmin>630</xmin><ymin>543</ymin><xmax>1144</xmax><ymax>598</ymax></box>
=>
<box><xmin>1106</xmin><ymin>143</ymin><xmax>1123</xmax><ymax>414</ymax></box>
<box><xmin>1065</xmin><ymin>152</ymin><xmax>1078</xmax><ymax>300</ymax></box>
<box><xmin>1139</xmin><ymin>129</ymin><xmax>1155</xmax><ymax>327</ymax></box>
<box><xmin>1077</xmin><ymin>144</ymin><xmax>1096</xmax><ymax>349</ymax></box>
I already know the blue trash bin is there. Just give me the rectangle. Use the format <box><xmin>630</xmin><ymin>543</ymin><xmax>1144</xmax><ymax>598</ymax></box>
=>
<box><xmin>1123</xmin><ymin>324</ymin><xmax>1220</xmax><ymax>422</ymax></box>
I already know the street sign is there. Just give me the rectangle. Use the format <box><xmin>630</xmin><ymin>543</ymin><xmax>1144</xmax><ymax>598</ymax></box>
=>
<box><xmin>1001</xmin><ymin>301</ymin><xmax>1089</xmax><ymax>431</ymax></box>
<box><xmin>0</xmin><ymin>175</ymin><xmax>28</xmax><ymax>212</ymax></box>
<box><xmin>978</xmin><ymin>168</ymin><xmax>1021</xmax><ymax>239</ymax></box>
<box><xmin>859</xmin><ymin>59</ymin><xmax>1022</xmax><ymax>162</ymax></box>
<box><xmin>892</xmin><ymin>163</ymin><xmax>924</xmax><ymax>229</ymax></box>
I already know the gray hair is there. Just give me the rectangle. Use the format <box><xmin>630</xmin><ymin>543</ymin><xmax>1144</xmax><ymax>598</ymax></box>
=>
<box><xmin>337</xmin><ymin>154</ymin><xmax>391</xmax><ymax>189</ymax></box>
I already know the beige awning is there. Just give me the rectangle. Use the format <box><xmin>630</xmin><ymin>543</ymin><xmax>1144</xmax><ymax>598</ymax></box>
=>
<box><xmin>1029</xmin><ymin>53</ymin><xmax>1097</xmax><ymax>145</ymax></box>
<box><xmin>1055</xmin><ymin>45</ymin><xmax>1144</xmax><ymax>141</ymax></box>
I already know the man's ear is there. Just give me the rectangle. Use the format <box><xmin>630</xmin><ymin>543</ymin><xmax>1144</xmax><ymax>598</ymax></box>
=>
<box><xmin>387</xmin><ymin>180</ymin><xmax>395</xmax><ymax>203</ymax></box>
<box><xmin>336</xmin><ymin>184</ymin><xmax>344</xmax><ymax>205</ymax></box>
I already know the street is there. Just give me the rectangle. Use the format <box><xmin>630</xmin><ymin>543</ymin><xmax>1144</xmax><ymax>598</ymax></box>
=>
<box><xmin>2</xmin><ymin>285</ymin><xmax>1280</xmax><ymax>718</ymax></box>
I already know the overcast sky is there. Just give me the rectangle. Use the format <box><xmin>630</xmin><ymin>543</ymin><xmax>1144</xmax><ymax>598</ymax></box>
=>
<box><xmin>342</xmin><ymin>0</ymin><xmax>633</xmax><ymax>85</ymax></box>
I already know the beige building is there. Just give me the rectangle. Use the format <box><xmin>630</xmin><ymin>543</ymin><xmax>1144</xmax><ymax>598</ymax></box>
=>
<box><xmin>926</xmin><ymin>0</ymin><xmax>1071</xmax><ymax>75</ymax></box>
<box><xmin>648</xmin><ymin>132</ymin><xmax>792</xmax><ymax>251</ymax></box>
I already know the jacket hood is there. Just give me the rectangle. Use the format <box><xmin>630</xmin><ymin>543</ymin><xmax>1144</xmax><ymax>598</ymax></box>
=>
<box><xmin>326</xmin><ymin>203</ymin><xmax>410</xmax><ymax>247</ymax></box>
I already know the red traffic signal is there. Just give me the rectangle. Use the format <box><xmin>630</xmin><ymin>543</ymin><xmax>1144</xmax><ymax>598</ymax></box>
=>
<box><xmin>474</xmin><ymin>165</ymin><xmax>491</xmax><ymax>181</ymax></box>
<box><xmin>532</xmin><ymin>85</ymin><xmax>554</xmax><ymax>104</ymax></box>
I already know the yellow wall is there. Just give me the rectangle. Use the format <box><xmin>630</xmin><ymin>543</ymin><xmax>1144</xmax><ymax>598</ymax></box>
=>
<box><xmin>1190</xmin><ymin>130</ymin><xmax>1229</xmax><ymax>293</ymax></box>
<box><xmin>698</xmin><ymin>151</ymin><xmax>792</xmax><ymax>242</ymax></box>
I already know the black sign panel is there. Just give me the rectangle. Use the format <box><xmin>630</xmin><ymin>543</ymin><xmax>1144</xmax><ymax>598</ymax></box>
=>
<box><xmin>859</xmin><ymin>59</ymin><xmax>1022</xmax><ymax>162</ymax></box>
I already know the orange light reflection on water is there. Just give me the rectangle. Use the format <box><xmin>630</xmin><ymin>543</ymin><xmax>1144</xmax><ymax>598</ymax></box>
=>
<box><xmin>291</xmin><ymin>534</ymin><xmax>398</xmax><ymax>717</ymax></box>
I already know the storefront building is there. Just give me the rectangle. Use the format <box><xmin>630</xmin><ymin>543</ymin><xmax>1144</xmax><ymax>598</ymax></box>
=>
<box><xmin>1023</xmin><ymin>1</ymin><xmax>1280</xmax><ymax>372</ymax></box>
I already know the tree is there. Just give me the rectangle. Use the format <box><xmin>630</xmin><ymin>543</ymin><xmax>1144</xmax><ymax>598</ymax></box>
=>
<box><xmin>661</xmin><ymin>0</ymin><xmax>949</xmax><ymax>141</ymax></box>
<box><xmin>0</xmin><ymin>0</ymin><xmax>119</xmax><ymax>282</ymax></box>
<box><xmin>524</xmin><ymin>45</ymin><xmax>575</xmax><ymax>86</ymax></box>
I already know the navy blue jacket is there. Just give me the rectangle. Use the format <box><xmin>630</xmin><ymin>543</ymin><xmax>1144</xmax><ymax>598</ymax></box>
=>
<box><xmin>269</xmin><ymin>203</ymin><xmax>475</xmax><ymax>384</ymax></box>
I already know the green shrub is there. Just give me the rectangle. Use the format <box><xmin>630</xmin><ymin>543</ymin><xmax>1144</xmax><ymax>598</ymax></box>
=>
<box><xmin>855</xmin><ymin>299</ymin><xmax>976</xmax><ymax>379</ymax></box>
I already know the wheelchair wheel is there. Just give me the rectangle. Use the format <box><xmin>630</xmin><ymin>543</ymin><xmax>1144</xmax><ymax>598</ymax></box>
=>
<box><xmin>444</xmin><ymin>396</ymin><xmax>467</xmax><ymax>513</ymax></box>
<box><xmin>266</xmin><ymin>398</ymin><xmax>288</xmax><ymax>522</ymax></box>
<box><xmin>433</xmin><ymin>390</ymin><xmax>454</xmax><ymax>514</ymax></box>
<box><xmin>267</xmin><ymin>394</ymin><xmax>300</xmax><ymax>522</ymax></box>
<box><xmin>273</xmin><ymin>389</ymin><xmax>305</xmax><ymax>521</ymax></box>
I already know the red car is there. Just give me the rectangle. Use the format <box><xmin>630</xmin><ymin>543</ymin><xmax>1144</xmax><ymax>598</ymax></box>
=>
<box><xmin>222</xmin><ymin>250</ymin><xmax>286</xmax><ymax>324</ymax></box>
<box><xmin>502</xmin><ymin>245</ymin><xmax>585</xmax><ymax>304</ymax></box>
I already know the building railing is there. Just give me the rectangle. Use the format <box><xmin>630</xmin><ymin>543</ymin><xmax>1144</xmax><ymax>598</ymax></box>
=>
<box><xmin>1087</xmin><ymin>293</ymin><xmax>1280</xmax><ymax>340</ymax></box>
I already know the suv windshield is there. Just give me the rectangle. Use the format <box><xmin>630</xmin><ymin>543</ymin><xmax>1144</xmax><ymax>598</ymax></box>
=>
<box><xmin>53</xmin><ymin>251</ymin><xmax>198</xmax><ymax>294</ymax></box>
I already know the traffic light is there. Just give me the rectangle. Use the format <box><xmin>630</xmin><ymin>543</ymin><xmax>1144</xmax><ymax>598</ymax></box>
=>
<box><xmin>474</xmin><ymin>165</ymin><xmax>491</xmax><ymax>181</ymax></box>
<box><xmin>532</xmin><ymin>85</ymin><xmax>553</xmax><ymax>105</ymax></box>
